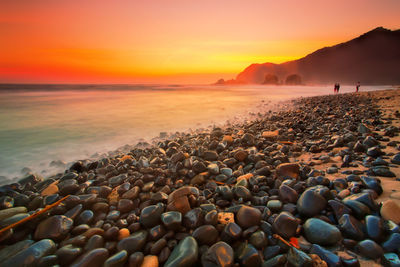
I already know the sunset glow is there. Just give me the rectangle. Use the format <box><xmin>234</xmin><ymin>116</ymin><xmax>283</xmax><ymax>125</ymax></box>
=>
<box><xmin>1</xmin><ymin>0</ymin><xmax>399</xmax><ymax>83</ymax></box>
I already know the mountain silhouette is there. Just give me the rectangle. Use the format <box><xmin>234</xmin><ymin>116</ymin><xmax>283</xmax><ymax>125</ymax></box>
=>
<box><xmin>227</xmin><ymin>27</ymin><xmax>400</xmax><ymax>85</ymax></box>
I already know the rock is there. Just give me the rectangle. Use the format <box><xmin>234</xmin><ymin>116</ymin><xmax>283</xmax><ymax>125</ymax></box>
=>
<box><xmin>129</xmin><ymin>252</ymin><xmax>144</xmax><ymax>267</ymax></box>
<box><xmin>344</xmin><ymin>192</ymin><xmax>379</xmax><ymax>211</ymax></box>
<box><xmin>367</xmin><ymin>146</ymin><xmax>382</xmax><ymax>157</ymax></box>
<box><xmin>326</xmin><ymin>167</ymin><xmax>338</xmax><ymax>174</ymax></box>
<box><xmin>391</xmin><ymin>153</ymin><xmax>400</xmax><ymax>165</ymax></box>
<box><xmin>310</xmin><ymin>244</ymin><xmax>341</xmax><ymax>267</ymax></box>
<box><xmin>365</xmin><ymin>215</ymin><xmax>385</xmax><ymax>242</ymax></box>
<box><xmin>201</xmin><ymin>241</ymin><xmax>234</xmax><ymax>267</ymax></box>
<box><xmin>356</xmin><ymin>239</ymin><xmax>384</xmax><ymax>260</ymax></box>
<box><xmin>203</xmin><ymin>151</ymin><xmax>219</xmax><ymax>161</ymax></box>
<box><xmin>297</xmin><ymin>187</ymin><xmax>327</xmax><ymax>217</ymax></box>
<box><xmin>0</xmin><ymin>206</ymin><xmax>27</xmax><ymax>221</ymax></box>
<box><xmin>104</xmin><ymin>250</ymin><xmax>128</xmax><ymax>267</ymax></box>
<box><xmin>0</xmin><ymin>240</ymin><xmax>34</xmax><ymax>263</ymax></box>
<box><xmin>382</xmin><ymin>253</ymin><xmax>400</xmax><ymax>267</ymax></box>
<box><xmin>140</xmin><ymin>203</ymin><xmax>164</xmax><ymax>228</ymax></box>
<box><xmin>303</xmin><ymin>218</ymin><xmax>342</xmax><ymax>246</ymax></box>
<box><xmin>339</xmin><ymin>214</ymin><xmax>365</xmax><ymax>241</ymax></box>
<box><xmin>343</xmin><ymin>199</ymin><xmax>370</xmax><ymax>219</ymax></box>
<box><xmin>370</xmin><ymin>166</ymin><xmax>396</xmax><ymax>177</ymax></box>
<box><xmin>70</xmin><ymin>248</ymin><xmax>109</xmax><ymax>267</ymax></box>
<box><xmin>382</xmin><ymin>233</ymin><xmax>400</xmax><ymax>253</ymax></box>
<box><xmin>164</xmin><ymin>236</ymin><xmax>198</xmax><ymax>267</ymax></box>
<box><xmin>34</xmin><ymin>215</ymin><xmax>73</xmax><ymax>241</ymax></box>
<box><xmin>263</xmin><ymin>254</ymin><xmax>287</xmax><ymax>267</ymax></box>
<box><xmin>183</xmin><ymin>207</ymin><xmax>204</xmax><ymax>229</ymax></box>
<box><xmin>234</xmin><ymin>150</ymin><xmax>248</xmax><ymax>162</ymax></box>
<box><xmin>221</xmin><ymin>222</ymin><xmax>242</xmax><ymax>243</ymax></box>
<box><xmin>328</xmin><ymin>200</ymin><xmax>351</xmax><ymax>221</ymax></box>
<box><xmin>276</xmin><ymin>163</ymin><xmax>300</xmax><ymax>179</ymax></box>
<box><xmin>76</xmin><ymin>210</ymin><xmax>94</xmax><ymax>225</ymax></box>
<box><xmin>161</xmin><ymin>211</ymin><xmax>182</xmax><ymax>231</ymax></box>
<box><xmin>272</xmin><ymin>211</ymin><xmax>299</xmax><ymax>239</ymax></box>
<box><xmin>267</xmin><ymin>200</ymin><xmax>283</xmax><ymax>212</ymax></box>
<box><xmin>167</xmin><ymin>186</ymin><xmax>199</xmax><ymax>214</ymax></box>
<box><xmin>190</xmin><ymin>173</ymin><xmax>206</xmax><ymax>185</ymax></box>
<box><xmin>141</xmin><ymin>255</ymin><xmax>159</xmax><ymax>267</ymax></box>
<box><xmin>236</xmin><ymin>206</ymin><xmax>261</xmax><ymax>229</ymax></box>
<box><xmin>56</xmin><ymin>245</ymin><xmax>83</xmax><ymax>265</ymax></box>
<box><xmin>235</xmin><ymin>243</ymin><xmax>262</xmax><ymax>267</ymax></box>
<box><xmin>1</xmin><ymin>239</ymin><xmax>56</xmax><ymax>267</ymax></box>
<box><xmin>117</xmin><ymin>230</ymin><xmax>147</xmax><ymax>254</ymax></box>
<box><xmin>192</xmin><ymin>225</ymin><xmax>218</xmax><ymax>245</ymax></box>
<box><xmin>118</xmin><ymin>199</ymin><xmax>134</xmax><ymax>213</ymax></box>
<box><xmin>287</xmin><ymin>247</ymin><xmax>312</xmax><ymax>267</ymax></box>
<box><xmin>279</xmin><ymin>185</ymin><xmax>298</xmax><ymax>203</ymax></box>
<box><xmin>381</xmin><ymin>200</ymin><xmax>400</xmax><ymax>224</ymax></box>
<box><xmin>192</xmin><ymin>161</ymin><xmax>207</xmax><ymax>173</ymax></box>
<box><xmin>360</xmin><ymin>176</ymin><xmax>383</xmax><ymax>195</ymax></box>
<box><xmin>249</xmin><ymin>230</ymin><xmax>268</xmax><ymax>249</ymax></box>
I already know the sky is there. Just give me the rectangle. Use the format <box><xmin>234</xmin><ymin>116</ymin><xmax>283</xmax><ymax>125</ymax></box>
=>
<box><xmin>0</xmin><ymin>0</ymin><xmax>399</xmax><ymax>84</ymax></box>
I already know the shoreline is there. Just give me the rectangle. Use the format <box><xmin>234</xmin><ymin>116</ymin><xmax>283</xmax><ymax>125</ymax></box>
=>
<box><xmin>0</xmin><ymin>89</ymin><xmax>399</xmax><ymax>266</ymax></box>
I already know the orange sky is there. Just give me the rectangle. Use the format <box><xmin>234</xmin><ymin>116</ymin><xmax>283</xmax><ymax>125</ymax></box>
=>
<box><xmin>1</xmin><ymin>0</ymin><xmax>399</xmax><ymax>84</ymax></box>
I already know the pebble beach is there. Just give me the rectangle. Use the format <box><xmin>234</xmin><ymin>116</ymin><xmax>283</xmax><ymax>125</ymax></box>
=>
<box><xmin>0</xmin><ymin>89</ymin><xmax>400</xmax><ymax>267</ymax></box>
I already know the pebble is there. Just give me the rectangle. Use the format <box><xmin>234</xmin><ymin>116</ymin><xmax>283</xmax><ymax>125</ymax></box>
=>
<box><xmin>356</xmin><ymin>239</ymin><xmax>384</xmax><ymax>260</ymax></box>
<box><xmin>303</xmin><ymin>218</ymin><xmax>342</xmax><ymax>246</ymax></box>
<box><xmin>236</xmin><ymin>205</ymin><xmax>261</xmax><ymax>228</ymax></box>
<box><xmin>201</xmin><ymin>241</ymin><xmax>234</xmax><ymax>267</ymax></box>
<box><xmin>381</xmin><ymin>200</ymin><xmax>400</xmax><ymax>224</ymax></box>
<box><xmin>164</xmin><ymin>236</ymin><xmax>198</xmax><ymax>267</ymax></box>
<box><xmin>104</xmin><ymin>250</ymin><xmax>128</xmax><ymax>267</ymax></box>
<box><xmin>192</xmin><ymin>225</ymin><xmax>218</xmax><ymax>245</ymax></box>
<box><xmin>272</xmin><ymin>211</ymin><xmax>298</xmax><ymax>239</ymax></box>
<box><xmin>34</xmin><ymin>215</ymin><xmax>73</xmax><ymax>241</ymax></box>
<box><xmin>70</xmin><ymin>247</ymin><xmax>109</xmax><ymax>267</ymax></box>
<box><xmin>117</xmin><ymin>230</ymin><xmax>148</xmax><ymax>254</ymax></box>
<box><xmin>297</xmin><ymin>186</ymin><xmax>327</xmax><ymax>217</ymax></box>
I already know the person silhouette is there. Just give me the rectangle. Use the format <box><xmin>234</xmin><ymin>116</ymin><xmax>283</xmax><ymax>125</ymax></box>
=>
<box><xmin>356</xmin><ymin>81</ymin><xmax>360</xmax><ymax>92</ymax></box>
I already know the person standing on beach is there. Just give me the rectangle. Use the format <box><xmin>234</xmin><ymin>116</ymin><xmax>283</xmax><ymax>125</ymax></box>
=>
<box><xmin>334</xmin><ymin>83</ymin><xmax>338</xmax><ymax>93</ymax></box>
<box><xmin>356</xmin><ymin>81</ymin><xmax>360</xmax><ymax>92</ymax></box>
<box><xmin>337</xmin><ymin>83</ymin><xmax>340</xmax><ymax>93</ymax></box>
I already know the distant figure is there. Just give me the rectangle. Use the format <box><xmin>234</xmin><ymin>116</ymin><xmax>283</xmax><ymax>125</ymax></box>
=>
<box><xmin>356</xmin><ymin>81</ymin><xmax>360</xmax><ymax>92</ymax></box>
<box><xmin>334</xmin><ymin>83</ymin><xmax>338</xmax><ymax>93</ymax></box>
<box><xmin>337</xmin><ymin>83</ymin><xmax>340</xmax><ymax>93</ymax></box>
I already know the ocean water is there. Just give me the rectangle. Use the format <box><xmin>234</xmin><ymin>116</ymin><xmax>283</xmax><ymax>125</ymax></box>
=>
<box><xmin>0</xmin><ymin>84</ymin><xmax>393</xmax><ymax>184</ymax></box>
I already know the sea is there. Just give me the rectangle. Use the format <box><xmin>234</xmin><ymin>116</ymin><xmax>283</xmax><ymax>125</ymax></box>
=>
<box><xmin>0</xmin><ymin>84</ymin><xmax>394</xmax><ymax>185</ymax></box>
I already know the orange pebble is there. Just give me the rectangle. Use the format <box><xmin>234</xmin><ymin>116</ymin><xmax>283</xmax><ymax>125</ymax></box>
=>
<box><xmin>118</xmin><ymin>228</ymin><xmax>130</xmax><ymax>240</ymax></box>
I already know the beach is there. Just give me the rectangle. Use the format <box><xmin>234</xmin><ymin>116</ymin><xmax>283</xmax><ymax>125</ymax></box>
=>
<box><xmin>0</xmin><ymin>88</ymin><xmax>399</xmax><ymax>266</ymax></box>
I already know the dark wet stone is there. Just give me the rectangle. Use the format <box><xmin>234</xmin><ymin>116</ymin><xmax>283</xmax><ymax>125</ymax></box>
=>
<box><xmin>0</xmin><ymin>239</ymin><xmax>34</xmax><ymax>262</ymax></box>
<box><xmin>382</xmin><ymin>233</ymin><xmax>400</xmax><ymax>253</ymax></box>
<box><xmin>361</xmin><ymin>176</ymin><xmax>383</xmax><ymax>195</ymax></box>
<box><xmin>56</xmin><ymin>245</ymin><xmax>83</xmax><ymax>265</ymax></box>
<box><xmin>303</xmin><ymin>218</ymin><xmax>342</xmax><ymax>246</ymax></box>
<box><xmin>167</xmin><ymin>186</ymin><xmax>199</xmax><ymax>214</ymax></box>
<box><xmin>391</xmin><ymin>153</ymin><xmax>400</xmax><ymax>165</ymax></box>
<box><xmin>37</xmin><ymin>254</ymin><xmax>58</xmax><ymax>267</ymax></box>
<box><xmin>297</xmin><ymin>186</ymin><xmax>327</xmax><ymax>217</ymax></box>
<box><xmin>272</xmin><ymin>211</ymin><xmax>299</xmax><ymax>239</ymax></box>
<box><xmin>121</xmin><ymin>186</ymin><xmax>140</xmax><ymax>200</ymax></box>
<box><xmin>34</xmin><ymin>215</ymin><xmax>73</xmax><ymax>242</ymax></box>
<box><xmin>339</xmin><ymin>214</ymin><xmax>365</xmax><ymax>241</ymax></box>
<box><xmin>236</xmin><ymin>205</ymin><xmax>261</xmax><ymax>229</ymax></box>
<box><xmin>363</xmin><ymin>136</ymin><xmax>378</xmax><ymax>147</ymax></box>
<box><xmin>183</xmin><ymin>207</ymin><xmax>204</xmax><ymax>229</ymax></box>
<box><xmin>64</xmin><ymin>203</ymin><xmax>83</xmax><ymax>220</ymax></box>
<box><xmin>2</xmin><ymin>239</ymin><xmax>56</xmax><ymax>267</ymax></box>
<box><xmin>382</xmin><ymin>253</ymin><xmax>400</xmax><ymax>267</ymax></box>
<box><xmin>104</xmin><ymin>250</ymin><xmax>128</xmax><ymax>267</ymax></box>
<box><xmin>276</xmin><ymin>163</ymin><xmax>300</xmax><ymax>179</ymax></box>
<box><xmin>367</xmin><ymin>146</ymin><xmax>382</xmax><ymax>157</ymax></box>
<box><xmin>139</xmin><ymin>203</ymin><xmax>164</xmax><ymax>228</ymax></box>
<box><xmin>218</xmin><ymin>185</ymin><xmax>234</xmax><ymax>201</ymax></box>
<box><xmin>201</xmin><ymin>241</ymin><xmax>234</xmax><ymax>267</ymax></box>
<box><xmin>117</xmin><ymin>199</ymin><xmax>134</xmax><ymax>213</ymax></box>
<box><xmin>117</xmin><ymin>230</ymin><xmax>148</xmax><ymax>254</ymax></box>
<box><xmin>286</xmin><ymin>247</ymin><xmax>312</xmax><ymax>267</ymax></box>
<box><xmin>205</xmin><ymin>210</ymin><xmax>218</xmax><ymax>225</ymax></box>
<box><xmin>164</xmin><ymin>236</ymin><xmax>198</xmax><ymax>267</ymax></box>
<box><xmin>19</xmin><ymin>173</ymin><xmax>43</xmax><ymax>185</ymax></box>
<box><xmin>365</xmin><ymin>215</ymin><xmax>385</xmax><ymax>242</ymax></box>
<box><xmin>70</xmin><ymin>248</ymin><xmax>109</xmax><ymax>267</ymax></box>
<box><xmin>279</xmin><ymin>184</ymin><xmax>298</xmax><ymax>204</ymax></box>
<box><xmin>370</xmin><ymin>166</ymin><xmax>396</xmax><ymax>177</ymax></box>
<box><xmin>221</xmin><ymin>222</ymin><xmax>242</xmax><ymax>243</ymax></box>
<box><xmin>84</xmin><ymin>234</ymin><xmax>104</xmax><ymax>251</ymax></box>
<box><xmin>0</xmin><ymin>213</ymin><xmax>29</xmax><ymax>228</ymax></box>
<box><xmin>161</xmin><ymin>211</ymin><xmax>182</xmax><ymax>231</ymax></box>
<box><xmin>263</xmin><ymin>254</ymin><xmax>287</xmax><ymax>267</ymax></box>
<box><xmin>129</xmin><ymin>252</ymin><xmax>144</xmax><ymax>267</ymax></box>
<box><xmin>203</xmin><ymin>151</ymin><xmax>219</xmax><ymax>161</ymax></box>
<box><xmin>76</xmin><ymin>210</ymin><xmax>94</xmax><ymax>225</ymax></box>
<box><xmin>344</xmin><ymin>192</ymin><xmax>379</xmax><ymax>211</ymax></box>
<box><xmin>328</xmin><ymin>200</ymin><xmax>351</xmax><ymax>221</ymax></box>
<box><xmin>151</xmin><ymin>238</ymin><xmax>167</xmax><ymax>255</ymax></box>
<box><xmin>267</xmin><ymin>200</ymin><xmax>282</xmax><ymax>212</ymax></box>
<box><xmin>310</xmin><ymin>244</ymin><xmax>341</xmax><ymax>267</ymax></box>
<box><xmin>235</xmin><ymin>186</ymin><xmax>252</xmax><ymax>201</ymax></box>
<box><xmin>263</xmin><ymin>245</ymin><xmax>281</xmax><ymax>261</ymax></box>
<box><xmin>250</xmin><ymin>230</ymin><xmax>268</xmax><ymax>249</ymax></box>
<box><xmin>192</xmin><ymin>160</ymin><xmax>207</xmax><ymax>173</ymax></box>
<box><xmin>0</xmin><ymin>196</ymin><xmax>14</xmax><ymax>209</ymax></box>
<box><xmin>192</xmin><ymin>225</ymin><xmax>218</xmax><ymax>245</ymax></box>
<box><xmin>343</xmin><ymin>199</ymin><xmax>370</xmax><ymax>219</ymax></box>
<box><xmin>235</xmin><ymin>243</ymin><xmax>262</xmax><ymax>267</ymax></box>
<box><xmin>0</xmin><ymin>206</ymin><xmax>27</xmax><ymax>221</ymax></box>
<box><xmin>59</xmin><ymin>179</ymin><xmax>80</xmax><ymax>195</ymax></box>
<box><xmin>356</xmin><ymin>239</ymin><xmax>384</xmax><ymax>260</ymax></box>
